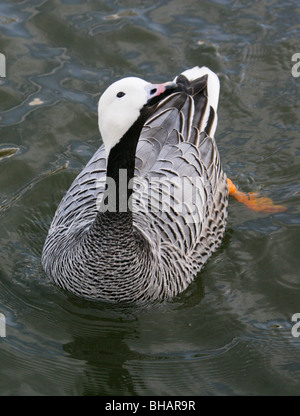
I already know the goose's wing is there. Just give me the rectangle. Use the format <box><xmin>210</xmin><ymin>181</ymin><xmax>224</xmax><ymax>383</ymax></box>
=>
<box><xmin>133</xmin><ymin>67</ymin><xmax>227</xmax><ymax>259</ymax></box>
<box><xmin>135</xmin><ymin>67</ymin><xmax>220</xmax><ymax>174</ymax></box>
<box><xmin>49</xmin><ymin>146</ymin><xmax>106</xmax><ymax>232</ymax></box>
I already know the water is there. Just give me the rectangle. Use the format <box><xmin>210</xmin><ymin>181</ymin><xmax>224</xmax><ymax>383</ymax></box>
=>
<box><xmin>0</xmin><ymin>0</ymin><xmax>299</xmax><ymax>396</ymax></box>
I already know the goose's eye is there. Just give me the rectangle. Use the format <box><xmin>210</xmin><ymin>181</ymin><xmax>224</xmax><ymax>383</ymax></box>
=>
<box><xmin>116</xmin><ymin>91</ymin><xmax>126</xmax><ymax>98</ymax></box>
<box><xmin>150</xmin><ymin>88</ymin><xmax>157</xmax><ymax>95</ymax></box>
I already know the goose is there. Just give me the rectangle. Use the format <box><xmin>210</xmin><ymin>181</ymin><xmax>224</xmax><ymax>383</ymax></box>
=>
<box><xmin>42</xmin><ymin>66</ymin><xmax>284</xmax><ymax>303</ymax></box>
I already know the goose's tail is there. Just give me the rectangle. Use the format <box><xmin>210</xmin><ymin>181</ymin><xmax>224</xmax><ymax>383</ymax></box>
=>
<box><xmin>171</xmin><ymin>66</ymin><xmax>220</xmax><ymax>140</ymax></box>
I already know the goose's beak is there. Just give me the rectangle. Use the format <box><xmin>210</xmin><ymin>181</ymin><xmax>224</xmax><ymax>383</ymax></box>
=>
<box><xmin>148</xmin><ymin>81</ymin><xmax>177</xmax><ymax>97</ymax></box>
<box><xmin>146</xmin><ymin>81</ymin><xmax>177</xmax><ymax>106</ymax></box>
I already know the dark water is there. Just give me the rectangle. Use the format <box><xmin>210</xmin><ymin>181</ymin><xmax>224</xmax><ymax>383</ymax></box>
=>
<box><xmin>0</xmin><ymin>0</ymin><xmax>299</xmax><ymax>396</ymax></box>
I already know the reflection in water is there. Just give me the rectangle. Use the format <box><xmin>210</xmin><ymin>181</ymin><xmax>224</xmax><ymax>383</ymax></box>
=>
<box><xmin>64</xmin><ymin>326</ymin><xmax>139</xmax><ymax>395</ymax></box>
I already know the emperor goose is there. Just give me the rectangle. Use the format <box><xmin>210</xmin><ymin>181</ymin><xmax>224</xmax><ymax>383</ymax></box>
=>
<box><xmin>42</xmin><ymin>66</ymin><xmax>285</xmax><ymax>302</ymax></box>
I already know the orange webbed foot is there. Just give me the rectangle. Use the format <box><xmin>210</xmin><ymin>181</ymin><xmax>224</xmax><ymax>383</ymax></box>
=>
<box><xmin>227</xmin><ymin>178</ymin><xmax>287</xmax><ymax>213</ymax></box>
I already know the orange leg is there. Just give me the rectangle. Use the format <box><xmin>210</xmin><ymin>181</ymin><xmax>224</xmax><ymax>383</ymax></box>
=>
<box><xmin>227</xmin><ymin>178</ymin><xmax>286</xmax><ymax>213</ymax></box>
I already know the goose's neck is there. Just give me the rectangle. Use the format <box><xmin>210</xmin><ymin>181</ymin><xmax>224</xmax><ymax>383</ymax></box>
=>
<box><xmin>104</xmin><ymin>109</ymin><xmax>150</xmax><ymax>213</ymax></box>
<box><xmin>106</xmin><ymin>128</ymin><xmax>138</xmax><ymax>209</ymax></box>
<box><xmin>86</xmin><ymin>109</ymin><xmax>151</xmax><ymax>261</ymax></box>
<box><xmin>88</xmin><ymin>108</ymin><xmax>152</xmax><ymax>244</ymax></box>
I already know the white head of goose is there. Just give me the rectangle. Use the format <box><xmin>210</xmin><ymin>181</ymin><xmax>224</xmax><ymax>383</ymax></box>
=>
<box><xmin>42</xmin><ymin>66</ymin><xmax>228</xmax><ymax>303</ymax></box>
<box><xmin>98</xmin><ymin>76</ymin><xmax>176</xmax><ymax>156</ymax></box>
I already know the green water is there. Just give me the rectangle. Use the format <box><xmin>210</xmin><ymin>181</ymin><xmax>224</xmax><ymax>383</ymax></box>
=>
<box><xmin>0</xmin><ymin>0</ymin><xmax>299</xmax><ymax>396</ymax></box>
